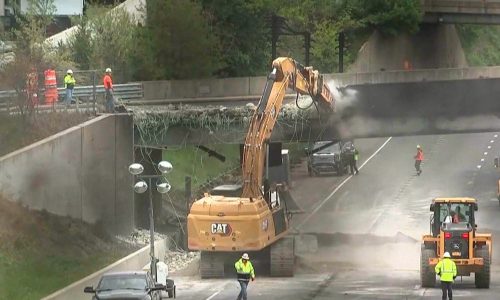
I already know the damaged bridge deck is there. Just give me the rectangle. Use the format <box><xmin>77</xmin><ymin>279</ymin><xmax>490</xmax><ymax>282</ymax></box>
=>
<box><xmin>132</xmin><ymin>76</ymin><xmax>500</xmax><ymax>146</ymax></box>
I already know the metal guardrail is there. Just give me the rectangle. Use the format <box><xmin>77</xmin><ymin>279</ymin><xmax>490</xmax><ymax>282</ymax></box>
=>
<box><xmin>0</xmin><ymin>83</ymin><xmax>143</xmax><ymax>113</ymax></box>
<box><xmin>0</xmin><ymin>83</ymin><xmax>143</xmax><ymax>101</ymax></box>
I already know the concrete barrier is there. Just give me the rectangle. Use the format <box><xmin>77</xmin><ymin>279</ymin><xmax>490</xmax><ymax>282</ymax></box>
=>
<box><xmin>140</xmin><ymin>66</ymin><xmax>500</xmax><ymax>102</ymax></box>
<box><xmin>0</xmin><ymin>114</ymin><xmax>134</xmax><ymax>234</ymax></box>
<box><xmin>41</xmin><ymin>238</ymin><xmax>169</xmax><ymax>300</ymax></box>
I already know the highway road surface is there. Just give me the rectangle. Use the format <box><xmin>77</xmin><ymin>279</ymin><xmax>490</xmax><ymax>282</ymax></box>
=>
<box><xmin>171</xmin><ymin>133</ymin><xmax>500</xmax><ymax>299</ymax></box>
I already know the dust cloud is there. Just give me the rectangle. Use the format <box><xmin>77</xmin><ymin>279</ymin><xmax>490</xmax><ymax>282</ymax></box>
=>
<box><xmin>297</xmin><ymin>233</ymin><xmax>421</xmax><ymax>273</ymax></box>
<box><xmin>324</xmin><ymin>79</ymin><xmax>500</xmax><ymax>137</ymax></box>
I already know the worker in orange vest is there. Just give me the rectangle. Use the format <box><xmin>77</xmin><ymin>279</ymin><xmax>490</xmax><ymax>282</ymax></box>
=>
<box><xmin>414</xmin><ymin>145</ymin><xmax>424</xmax><ymax>176</ymax></box>
<box><xmin>103</xmin><ymin>68</ymin><xmax>114</xmax><ymax>113</ymax></box>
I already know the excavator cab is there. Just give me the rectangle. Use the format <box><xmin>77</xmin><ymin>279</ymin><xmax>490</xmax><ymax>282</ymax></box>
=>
<box><xmin>421</xmin><ymin>198</ymin><xmax>491</xmax><ymax>288</ymax></box>
<box><xmin>188</xmin><ymin>148</ymin><xmax>297</xmax><ymax>278</ymax></box>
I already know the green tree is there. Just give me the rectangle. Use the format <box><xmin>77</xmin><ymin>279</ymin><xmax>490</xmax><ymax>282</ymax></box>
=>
<box><xmin>273</xmin><ymin>0</ymin><xmax>359</xmax><ymax>72</ymax></box>
<box><xmin>68</xmin><ymin>17</ymin><xmax>92</xmax><ymax>70</ymax></box>
<box><xmin>142</xmin><ymin>0</ymin><xmax>221</xmax><ymax>79</ymax></box>
<box><xmin>15</xmin><ymin>0</ymin><xmax>56</xmax><ymax>60</ymax></box>
<box><xmin>68</xmin><ymin>4</ymin><xmax>136</xmax><ymax>81</ymax></box>
<box><xmin>352</xmin><ymin>0</ymin><xmax>421</xmax><ymax>36</ymax></box>
<box><xmin>200</xmin><ymin>0</ymin><xmax>273</xmax><ymax>76</ymax></box>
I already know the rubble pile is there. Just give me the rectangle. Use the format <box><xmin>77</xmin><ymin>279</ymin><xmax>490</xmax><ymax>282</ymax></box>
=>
<box><xmin>116</xmin><ymin>229</ymin><xmax>169</xmax><ymax>247</ymax></box>
<box><xmin>130</xmin><ymin>97</ymin><xmax>316</xmax><ymax>145</ymax></box>
<box><xmin>164</xmin><ymin>251</ymin><xmax>199</xmax><ymax>273</ymax></box>
<box><xmin>116</xmin><ymin>229</ymin><xmax>199</xmax><ymax>273</ymax></box>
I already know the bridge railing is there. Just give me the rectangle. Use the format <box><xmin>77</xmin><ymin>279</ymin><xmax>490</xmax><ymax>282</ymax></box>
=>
<box><xmin>134</xmin><ymin>66</ymin><xmax>500</xmax><ymax>104</ymax></box>
<box><xmin>327</xmin><ymin>66</ymin><xmax>500</xmax><ymax>86</ymax></box>
<box><xmin>0</xmin><ymin>82</ymin><xmax>143</xmax><ymax>114</ymax></box>
<box><xmin>3</xmin><ymin>65</ymin><xmax>500</xmax><ymax>109</ymax></box>
<box><xmin>421</xmin><ymin>0</ymin><xmax>500</xmax><ymax>14</ymax></box>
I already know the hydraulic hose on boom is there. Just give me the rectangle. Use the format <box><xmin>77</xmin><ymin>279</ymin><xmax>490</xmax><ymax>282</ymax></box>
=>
<box><xmin>187</xmin><ymin>57</ymin><xmax>336</xmax><ymax>278</ymax></box>
<box><xmin>241</xmin><ymin>57</ymin><xmax>336</xmax><ymax>199</ymax></box>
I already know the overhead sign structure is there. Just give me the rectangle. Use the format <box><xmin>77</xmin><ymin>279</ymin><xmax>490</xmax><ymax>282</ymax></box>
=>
<box><xmin>20</xmin><ymin>0</ymin><xmax>84</xmax><ymax>16</ymax></box>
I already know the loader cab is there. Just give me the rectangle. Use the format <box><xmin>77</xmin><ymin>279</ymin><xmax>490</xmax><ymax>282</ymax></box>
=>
<box><xmin>430</xmin><ymin>199</ymin><xmax>478</xmax><ymax>237</ymax></box>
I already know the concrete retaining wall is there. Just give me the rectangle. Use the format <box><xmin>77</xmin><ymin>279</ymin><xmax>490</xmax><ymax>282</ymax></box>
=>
<box><xmin>41</xmin><ymin>239</ymin><xmax>169</xmax><ymax>300</ymax></box>
<box><xmin>141</xmin><ymin>66</ymin><xmax>500</xmax><ymax>102</ymax></box>
<box><xmin>0</xmin><ymin>114</ymin><xmax>134</xmax><ymax>234</ymax></box>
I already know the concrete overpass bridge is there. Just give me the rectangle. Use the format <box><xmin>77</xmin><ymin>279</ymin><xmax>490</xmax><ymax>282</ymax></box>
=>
<box><xmin>131</xmin><ymin>66</ymin><xmax>500</xmax><ymax>146</ymax></box>
<box><xmin>421</xmin><ymin>0</ymin><xmax>500</xmax><ymax>24</ymax></box>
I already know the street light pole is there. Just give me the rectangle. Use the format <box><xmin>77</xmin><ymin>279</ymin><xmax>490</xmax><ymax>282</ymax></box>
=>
<box><xmin>129</xmin><ymin>161</ymin><xmax>173</xmax><ymax>283</ymax></box>
<box><xmin>148</xmin><ymin>177</ymin><xmax>156</xmax><ymax>280</ymax></box>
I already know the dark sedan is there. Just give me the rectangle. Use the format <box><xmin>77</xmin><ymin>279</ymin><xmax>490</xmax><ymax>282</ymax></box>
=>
<box><xmin>84</xmin><ymin>271</ymin><xmax>166</xmax><ymax>300</ymax></box>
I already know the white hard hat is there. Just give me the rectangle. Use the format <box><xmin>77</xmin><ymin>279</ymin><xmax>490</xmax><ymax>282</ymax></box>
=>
<box><xmin>67</xmin><ymin>69</ymin><xmax>73</xmax><ymax>74</ymax></box>
<box><xmin>106</xmin><ymin>68</ymin><xmax>112</xmax><ymax>73</ymax></box>
<box><xmin>443</xmin><ymin>252</ymin><xmax>451</xmax><ymax>258</ymax></box>
<box><xmin>242</xmin><ymin>253</ymin><xmax>249</xmax><ymax>260</ymax></box>
<box><xmin>417</xmin><ymin>145</ymin><xmax>421</xmax><ymax>148</ymax></box>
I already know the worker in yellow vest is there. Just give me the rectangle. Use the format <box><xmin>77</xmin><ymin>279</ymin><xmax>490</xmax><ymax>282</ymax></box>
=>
<box><xmin>234</xmin><ymin>253</ymin><xmax>255</xmax><ymax>300</ymax></box>
<box><xmin>435</xmin><ymin>252</ymin><xmax>457</xmax><ymax>300</ymax></box>
<box><xmin>64</xmin><ymin>69</ymin><xmax>76</xmax><ymax>106</ymax></box>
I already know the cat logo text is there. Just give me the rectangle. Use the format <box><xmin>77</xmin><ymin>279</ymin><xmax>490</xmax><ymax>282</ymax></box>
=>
<box><xmin>211</xmin><ymin>223</ymin><xmax>232</xmax><ymax>236</ymax></box>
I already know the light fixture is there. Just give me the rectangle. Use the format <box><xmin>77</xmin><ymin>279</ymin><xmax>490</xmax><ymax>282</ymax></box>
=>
<box><xmin>158</xmin><ymin>161</ymin><xmax>173</xmax><ymax>174</ymax></box>
<box><xmin>156</xmin><ymin>180</ymin><xmax>171</xmax><ymax>194</ymax></box>
<box><xmin>133</xmin><ymin>180</ymin><xmax>148</xmax><ymax>194</ymax></box>
<box><xmin>129</xmin><ymin>163</ymin><xmax>144</xmax><ymax>175</ymax></box>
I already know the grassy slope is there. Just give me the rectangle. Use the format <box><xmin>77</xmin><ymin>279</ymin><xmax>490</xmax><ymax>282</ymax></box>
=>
<box><xmin>164</xmin><ymin>142</ymin><xmax>307</xmax><ymax>196</ymax></box>
<box><xmin>0</xmin><ymin>113</ymin><xmax>130</xmax><ymax>299</ymax></box>
<box><xmin>164</xmin><ymin>144</ymin><xmax>241</xmax><ymax>191</ymax></box>
<box><xmin>0</xmin><ymin>197</ymin><xmax>134</xmax><ymax>299</ymax></box>
<box><xmin>457</xmin><ymin>24</ymin><xmax>500</xmax><ymax>66</ymax></box>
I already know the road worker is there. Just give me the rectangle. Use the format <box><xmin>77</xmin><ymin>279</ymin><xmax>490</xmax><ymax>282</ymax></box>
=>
<box><xmin>64</xmin><ymin>69</ymin><xmax>76</xmax><ymax>106</ymax></box>
<box><xmin>235</xmin><ymin>253</ymin><xmax>255</xmax><ymax>300</ymax></box>
<box><xmin>350</xmin><ymin>146</ymin><xmax>359</xmax><ymax>175</ymax></box>
<box><xmin>414</xmin><ymin>145</ymin><xmax>424</xmax><ymax>176</ymax></box>
<box><xmin>435</xmin><ymin>252</ymin><xmax>457</xmax><ymax>300</ymax></box>
<box><xmin>103</xmin><ymin>68</ymin><xmax>114</xmax><ymax>113</ymax></box>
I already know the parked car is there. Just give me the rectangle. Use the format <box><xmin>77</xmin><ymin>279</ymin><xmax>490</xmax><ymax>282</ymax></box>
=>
<box><xmin>84</xmin><ymin>271</ymin><xmax>169</xmax><ymax>300</ymax></box>
<box><xmin>306</xmin><ymin>140</ymin><xmax>354</xmax><ymax>176</ymax></box>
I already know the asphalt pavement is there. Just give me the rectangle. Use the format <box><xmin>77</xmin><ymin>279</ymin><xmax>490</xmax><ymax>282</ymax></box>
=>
<box><xmin>172</xmin><ymin>133</ymin><xmax>500</xmax><ymax>299</ymax></box>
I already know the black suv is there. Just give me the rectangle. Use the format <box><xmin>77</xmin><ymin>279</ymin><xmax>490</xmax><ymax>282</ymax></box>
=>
<box><xmin>84</xmin><ymin>271</ymin><xmax>171</xmax><ymax>299</ymax></box>
<box><xmin>306</xmin><ymin>140</ymin><xmax>354</xmax><ymax>176</ymax></box>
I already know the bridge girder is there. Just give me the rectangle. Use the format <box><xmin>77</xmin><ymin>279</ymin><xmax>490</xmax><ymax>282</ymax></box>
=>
<box><xmin>134</xmin><ymin>77</ymin><xmax>500</xmax><ymax>146</ymax></box>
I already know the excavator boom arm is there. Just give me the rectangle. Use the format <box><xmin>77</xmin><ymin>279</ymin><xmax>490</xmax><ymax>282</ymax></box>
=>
<box><xmin>241</xmin><ymin>57</ymin><xmax>336</xmax><ymax>198</ymax></box>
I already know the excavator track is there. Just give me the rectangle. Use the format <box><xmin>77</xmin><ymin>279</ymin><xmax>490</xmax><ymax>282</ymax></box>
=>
<box><xmin>200</xmin><ymin>251</ymin><xmax>225</xmax><ymax>278</ymax></box>
<box><xmin>270</xmin><ymin>236</ymin><xmax>295</xmax><ymax>277</ymax></box>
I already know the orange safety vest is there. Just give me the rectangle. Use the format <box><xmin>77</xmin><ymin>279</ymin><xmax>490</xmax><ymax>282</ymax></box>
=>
<box><xmin>103</xmin><ymin>74</ymin><xmax>113</xmax><ymax>90</ymax></box>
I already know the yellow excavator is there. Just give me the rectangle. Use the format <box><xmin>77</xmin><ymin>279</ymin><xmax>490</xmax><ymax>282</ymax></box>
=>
<box><xmin>187</xmin><ymin>57</ymin><xmax>336</xmax><ymax>278</ymax></box>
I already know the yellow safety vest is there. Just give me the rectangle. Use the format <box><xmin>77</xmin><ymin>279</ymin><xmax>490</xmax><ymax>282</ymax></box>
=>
<box><xmin>64</xmin><ymin>75</ymin><xmax>76</xmax><ymax>89</ymax></box>
<box><xmin>234</xmin><ymin>259</ymin><xmax>255</xmax><ymax>281</ymax></box>
<box><xmin>435</xmin><ymin>258</ymin><xmax>457</xmax><ymax>282</ymax></box>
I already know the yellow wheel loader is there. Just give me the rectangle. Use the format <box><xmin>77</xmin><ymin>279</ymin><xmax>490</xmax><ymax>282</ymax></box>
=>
<box><xmin>421</xmin><ymin>198</ymin><xmax>492</xmax><ymax>288</ymax></box>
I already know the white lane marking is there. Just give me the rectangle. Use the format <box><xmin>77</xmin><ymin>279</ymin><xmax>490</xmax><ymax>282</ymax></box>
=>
<box><xmin>488</xmin><ymin>146</ymin><xmax>492</xmax><ymax>149</ymax></box>
<box><xmin>481</xmin><ymin>158</ymin><xmax>485</xmax><ymax>162</ymax></box>
<box><xmin>484</xmin><ymin>152</ymin><xmax>488</xmax><ymax>155</ymax></box>
<box><xmin>206</xmin><ymin>290</ymin><xmax>221</xmax><ymax>300</ymax></box>
<box><xmin>490</xmin><ymin>140</ymin><xmax>495</xmax><ymax>143</ymax></box>
<box><xmin>477</xmin><ymin>165</ymin><xmax>482</xmax><ymax>169</ymax></box>
<box><xmin>495</xmin><ymin>134</ymin><xmax>498</xmax><ymax>138</ymax></box>
<box><xmin>297</xmin><ymin>137</ymin><xmax>393</xmax><ymax>228</ymax></box>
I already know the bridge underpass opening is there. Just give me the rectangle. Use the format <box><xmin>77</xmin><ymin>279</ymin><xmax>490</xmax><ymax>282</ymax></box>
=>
<box><xmin>132</xmin><ymin>76</ymin><xmax>500</xmax><ymax>147</ymax></box>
